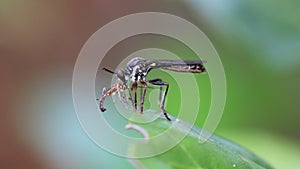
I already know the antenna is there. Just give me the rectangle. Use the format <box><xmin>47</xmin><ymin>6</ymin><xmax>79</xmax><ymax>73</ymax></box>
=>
<box><xmin>102</xmin><ymin>68</ymin><xmax>114</xmax><ymax>74</ymax></box>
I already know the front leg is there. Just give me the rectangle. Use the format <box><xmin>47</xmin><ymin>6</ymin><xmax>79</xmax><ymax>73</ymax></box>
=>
<box><xmin>99</xmin><ymin>85</ymin><xmax>119</xmax><ymax>112</ymax></box>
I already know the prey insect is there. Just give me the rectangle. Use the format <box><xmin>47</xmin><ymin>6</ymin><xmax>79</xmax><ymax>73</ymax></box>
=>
<box><xmin>99</xmin><ymin>57</ymin><xmax>206</xmax><ymax>121</ymax></box>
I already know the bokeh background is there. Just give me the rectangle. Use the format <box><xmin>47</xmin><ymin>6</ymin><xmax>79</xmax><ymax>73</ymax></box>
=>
<box><xmin>1</xmin><ymin>0</ymin><xmax>300</xmax><ymax>169</ymax></box>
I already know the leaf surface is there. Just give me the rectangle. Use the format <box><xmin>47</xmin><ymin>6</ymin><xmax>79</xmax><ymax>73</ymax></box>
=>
<box><xmin>127</xmin><ymin>116</ymin><xmax>273</xmax><ymax>169</ymax></box>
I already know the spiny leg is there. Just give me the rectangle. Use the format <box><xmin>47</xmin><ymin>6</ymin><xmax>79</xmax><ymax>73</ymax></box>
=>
<box><xmin>99</xmin><ymin>86</ymin><xmax>118</xmax><ymax>112</ymax></box>
<box><xmin>140</xmin><ymin>81</ymin><xmax>147</xmax><ymax>113</ymax></box>
<box><xmin>149</xmin><ymin>80</ymin><xmax>171</xmax><ymax>121</ymax></box>
<box><xmin>96</xmin><ymin>87</ymin><xmax>107</xmax><ymax>101</ymax></box>
<box><xmin>131</xmin><ymin>81</ymin><xmax>138</xmax><ymax>111</ymax></box>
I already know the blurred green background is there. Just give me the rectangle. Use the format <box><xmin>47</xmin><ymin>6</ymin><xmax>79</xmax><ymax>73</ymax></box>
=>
<box><xmin>1</xmin><ymin>0</ymin><xmax>300</xmax><ymax>169</ymax></box>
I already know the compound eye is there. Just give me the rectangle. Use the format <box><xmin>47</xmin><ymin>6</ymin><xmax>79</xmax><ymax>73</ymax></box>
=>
<box><xmin>116</xmin><ymin>69</ymin><xmax>126</xmax><ymax>82</ymax></box>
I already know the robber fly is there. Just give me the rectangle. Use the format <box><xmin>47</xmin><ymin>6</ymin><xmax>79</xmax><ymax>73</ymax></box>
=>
<box><xmin>99</xmin><ymin>57</ymin><xmax>206</xmax><ymax>121</ymax></box>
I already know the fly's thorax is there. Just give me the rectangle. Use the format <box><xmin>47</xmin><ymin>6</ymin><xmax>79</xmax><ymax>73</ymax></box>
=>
<box><xmin>127</xmin><ymin>65</ymin><xmax>149</xmax><ymax>82</ymax></box>
<box><xmin>126</xmin><ymin>57</ymin><xmax>145</xmax><ymax>68</ymax></box>
<box><xmin>124</xmin><ymin>57</ymin><xmax>152</xmax><ymax>82</ymax></box>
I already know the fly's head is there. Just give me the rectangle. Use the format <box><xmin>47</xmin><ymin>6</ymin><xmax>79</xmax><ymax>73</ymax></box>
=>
<box><xmin>115</xmin><ymin>68</ymin><xmax>129</xmax><ymax>89</ymax></box>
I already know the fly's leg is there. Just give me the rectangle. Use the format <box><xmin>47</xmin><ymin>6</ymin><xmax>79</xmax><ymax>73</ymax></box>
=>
<box><xmin>158</xmin><ymin>86</ymin><xmax>162</xmax><ymax>104</ymax></box>
<box><xmin>148</xmin><ymin>79</ymin><xmax>171</xmax><ymax>121</ymax></box>
<box><xmin>99</xmin><ymin>86</ymin><xmax>118</xmax><ymax>112</ymax></box>
<box><xmin>140</xmin><ymin>81</ymin><xmax>147</xmax><ymax>113</ymax></box>
<box><xmin>102</xmin><ymin>87</ymin><xmax>107</xmax><ymax>96</ymax></box>
<box><xmin>140</xmin><ymin>84</ymin><xmax>143</xmax><ymax>108</ymax></box>
<box><xmin>148</xmin><ymin>78</ymin><xmax>162</xmax><ymax>104</ymax></box>
<box><xmin>131</xmin><ymin>81</ymin><xmax>138</xmax><ymax>111</ymax></box>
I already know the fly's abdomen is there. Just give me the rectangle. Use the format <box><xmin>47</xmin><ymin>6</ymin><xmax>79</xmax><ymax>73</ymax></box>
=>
<box><xmin>162</xmin><ymin>63</ymin><xmax>206</xmax><ymax>73</ymax></box>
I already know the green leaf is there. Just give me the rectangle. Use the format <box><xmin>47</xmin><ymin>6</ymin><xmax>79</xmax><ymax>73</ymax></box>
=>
<box><xmin>126</xmin><ymin>115</ymin><xmax>273</xmax><ymax>169</ymax></box>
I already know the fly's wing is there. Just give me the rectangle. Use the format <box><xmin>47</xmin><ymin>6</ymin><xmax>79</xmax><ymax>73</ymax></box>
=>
<box><xmin>145</xmin><ymin>60</ymin><xmax>206</xmax><ymax>73</ymax></box>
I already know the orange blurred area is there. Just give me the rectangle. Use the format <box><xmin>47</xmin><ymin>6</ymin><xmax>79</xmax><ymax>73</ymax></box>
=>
<box><xmin>0</xmin><ymin>1</ymin><xmax>195</xmax><ymax>168</ymax></box>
